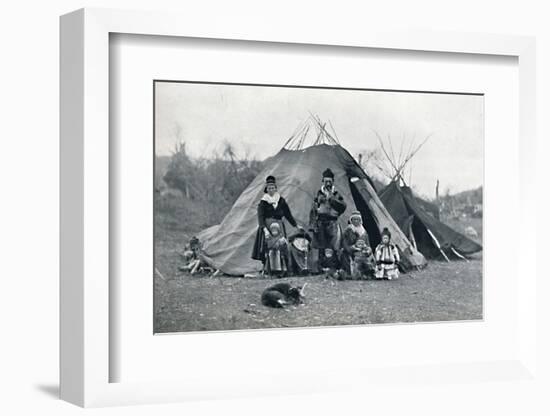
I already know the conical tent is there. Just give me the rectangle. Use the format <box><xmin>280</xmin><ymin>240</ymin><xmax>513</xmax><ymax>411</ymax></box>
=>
<box><xmin>378</xmin><ymin>181</ymin><xmax>482</xmax><ymax>260</ymax></box>
<box><xmin>197</xmin><ymin>118</ymin><xmax>426</xmax><ymax>275</ymax></box>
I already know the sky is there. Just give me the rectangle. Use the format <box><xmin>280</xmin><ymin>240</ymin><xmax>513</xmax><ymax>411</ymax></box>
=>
<box><xmin>155</xmin><ymin>81</ymin><xmax>483</xmax><ymax>198</ymax></box>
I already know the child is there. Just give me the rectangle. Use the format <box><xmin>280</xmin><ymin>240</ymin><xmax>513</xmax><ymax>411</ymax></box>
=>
<box><xmin>288</xmin><ymin>227</ymin><xmax>312</xmax><ymax>275</ymax></box>
<box><xmin>179</xmin><ymin>236</ymin><xmax>203</xmax><ymax>274</ymax></box>
<box><xmin>319</xmin><ymin>248</ymin><xmax>344</xmax><ymax>280</ymax></box>
<box><xmin>375</xmin><ymin>228</ymin><xmax>400</xmax><ymax>280</ymax></box>
<box><xmin>352</xmin><ymin>237</ymin><xmax>376</xmax><ymax>279</ymax></box>
<box><xmin>265</xmin><ymin>222</ymin><xmax>289</xmax><ymax>277</ymax></box>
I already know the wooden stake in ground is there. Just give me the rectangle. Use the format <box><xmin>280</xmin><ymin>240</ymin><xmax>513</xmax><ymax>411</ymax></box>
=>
<box><xmin>155</xmin><ymin>267</ymin><xmax>166</xmax><ymax>281</ymax></box>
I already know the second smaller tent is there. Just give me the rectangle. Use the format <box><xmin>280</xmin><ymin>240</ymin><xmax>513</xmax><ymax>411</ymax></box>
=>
<box><xmin>379</xmin><ymin>182</ymin><xmax>482</xmax><ymax>261</ymax></box>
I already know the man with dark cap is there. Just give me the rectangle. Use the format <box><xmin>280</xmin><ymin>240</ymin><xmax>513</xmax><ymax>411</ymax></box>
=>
<box><xmin>309</xmin><ymin>168</ymin><xmax>347</xmax><ymax>268</ymax></box>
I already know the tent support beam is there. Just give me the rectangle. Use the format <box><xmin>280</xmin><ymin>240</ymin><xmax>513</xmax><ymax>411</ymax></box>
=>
<box><xmin>408</xmin><ymin>222</ymin><xmax>417</xmax><ymax>250</ymax></box>
<box><xmin>451</xmin><ymin>247</ymin><xmax>469</xmax><ymax>262</ymax></box>
<box><xmin>426</xmin><ymin>228</ymin><xmax>450</xmax><ymax>262</ymax></box>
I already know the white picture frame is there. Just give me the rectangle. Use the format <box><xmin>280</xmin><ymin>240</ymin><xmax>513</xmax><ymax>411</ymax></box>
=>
<box><xmin>60</xmin><ymin>8</ymin><xmax>537</xmax><ymax>407</ymax></box>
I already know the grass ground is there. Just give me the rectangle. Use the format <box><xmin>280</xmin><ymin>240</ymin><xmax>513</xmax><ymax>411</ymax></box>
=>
<box><xmin>154</xmin><ymin>251</ymin><xmax>482</xmax><ymax>333</ymax></box>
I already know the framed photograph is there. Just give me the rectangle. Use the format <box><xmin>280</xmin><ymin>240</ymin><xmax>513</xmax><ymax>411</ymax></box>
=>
<box><xmin>60</xmin><ymin>8</ymin><xmax>538</xmax><ymax>407</ymax></box>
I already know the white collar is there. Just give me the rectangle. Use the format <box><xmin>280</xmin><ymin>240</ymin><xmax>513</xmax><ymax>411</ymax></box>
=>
<box><xmin>261</xmin><ymin>192</ymin><xmax>281</xmax><ymax>208</ymax></box>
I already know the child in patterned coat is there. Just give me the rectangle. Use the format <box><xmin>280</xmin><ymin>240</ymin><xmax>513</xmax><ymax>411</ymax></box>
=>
<box><xmin>265</xmin><ymin>222</ymin><xmax>289</xmax><ymax>276</ymax></box>
<box><xmin>375</xmin><ymin>227</ymin><xmax>400</xmax><ymax>280</ymax></box>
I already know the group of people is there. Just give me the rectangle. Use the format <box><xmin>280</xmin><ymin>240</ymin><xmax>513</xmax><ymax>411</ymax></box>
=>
<box><xmin>251</xmin><ymin>169</ymin><xmax>401</xmax><ymax>280</ymax></box>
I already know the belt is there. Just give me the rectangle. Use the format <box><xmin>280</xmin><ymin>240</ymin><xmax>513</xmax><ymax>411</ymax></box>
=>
<box><xmin>317</xmin><ymin>216</ymin><xmax>337</xmax><ymax>222</ymax></box>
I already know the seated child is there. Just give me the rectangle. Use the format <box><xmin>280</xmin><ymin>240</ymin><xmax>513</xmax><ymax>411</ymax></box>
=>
<box><xmin>319</xmin><ymin>248</ymin><xmax>344</xmax><ymax>280</ymax></box>
<box><xmin>265</xmin><ymin>222</ymin><xmax>289</xmax><ymax>277</ymax></box>
<box><xmin>179</xmin><ymin>236</ymin><xmax>203</xmax><ymax>273</ymax></box>
<box><xmin>375</xmin><ymin>228</ymin><xmax>400</xmax><ymax>280</ymax></box>
<box><xmin>352</xmin><ymin>237</ymin><xmax>376</xmax><ymax>279</ymax></box>
<box><xmin>288</xmin><ymin>227</ymin><xmax>312</xmax><ymax>275</ymax></box>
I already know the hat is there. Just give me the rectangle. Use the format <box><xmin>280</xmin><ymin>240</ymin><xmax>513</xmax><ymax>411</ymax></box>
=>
<box><xmin>322</xmin><ymin>168</ymin><xmax>334</xmax><ymax>179</ymax></box>
<box><xmin>349</xmin><ymin>210</ymin><xmax>362</xmax><ymax>222</ymax></box>
<box><xmin>381</xmin><ymin>227</ymin><xmax>391</xmax><ymax>238</ymax></box>
<box><xmin>269</xmin><ymin>222</ymin><xmax>281</xmax><ymax>231</ymax></box>
<box><xmin>264</xmin><ymin>175</ymin><xmax>277</xmax><ymax>193</ymax></box>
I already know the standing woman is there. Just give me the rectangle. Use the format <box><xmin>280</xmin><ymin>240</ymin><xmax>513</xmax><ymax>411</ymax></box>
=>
<box><xmin>251</xmin><ymin>175</ymin><xmax>300</xmax><ymax>273</ymax></box>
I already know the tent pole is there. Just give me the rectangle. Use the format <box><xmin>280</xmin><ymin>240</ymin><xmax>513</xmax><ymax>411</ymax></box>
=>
<box><xmin>451</xmin><ymin>247</ymin><xmax>469</xmax><ymax>262</ymax></box>
<box><xmin>408</xmin><ymin>222</ymin><xmax>417</xmax><ymax>250</ymax></box>
<box><xmin>426</xmin><ymin>228</ymin><xmax>450</xmax><ymax>262</ymax></box>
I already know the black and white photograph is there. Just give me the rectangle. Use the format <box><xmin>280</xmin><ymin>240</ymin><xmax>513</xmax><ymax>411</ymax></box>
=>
<box><xmin>153</xmin><ymin>81</ymin><xmax>483</xmax><ymax>333</ymax></box>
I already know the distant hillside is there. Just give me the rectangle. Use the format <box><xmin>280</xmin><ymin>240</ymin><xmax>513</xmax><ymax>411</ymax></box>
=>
<box><xmin>450</xmin><ymin>186</ymin><xmax>483</xmax><ymax>205</ymax></box>
<box><xmin>439</xmin><ymin>186</ymin><xmax>483</xmax><ymax>219</ymax></box>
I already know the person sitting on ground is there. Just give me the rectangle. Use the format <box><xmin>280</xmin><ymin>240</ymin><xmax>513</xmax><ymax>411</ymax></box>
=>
<box><xmin>341</xmin><ymin>211</ymin><xmax>375</xmax><ymax>279</ymax></box>
<box><xmin>374</xmin><ymin>228</ymin><xmax>400</xmax><ymax>280</ymax></box>
<box><xmin>179</xmin><ymin>236</ymin><xmax>205</xmax><ymax>274</ymax></box>
<box><xmin>351</xmin><ymin>238</ymin><xmax>376</xmax><ymax>279</ymax></box>
<box><xmin>288</xmin><ymin>227</ymin><xmax>312</xmax><ymax>275</ymax></box>
<box><xmin>265</xmin><ymin>222</ymin><xmax>289</xmax><ymax>277</ymax></box>
<box><xmin>319</xmin><ymin>248</ymin><xmax>344</xmax><ymax>280</ymax></box>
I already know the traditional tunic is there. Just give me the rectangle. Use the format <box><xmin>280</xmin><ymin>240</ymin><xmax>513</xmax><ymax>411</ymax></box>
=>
<box><xmin>288</xmin><ymin>230</ymin><xmax>312</xmax><ymax>275</ymax></box>
<box><xmin>251</xmin><ymin>194</ymin><xmax>297</xmax><ymax>264</ymax></box>
<box><xmin>374</xmin><ymin>242</ymin><xmax>400</xmax><ymax>279</ymax></box>
<box><xmin>309</xmin><ymin>186</ymin><xmax>347</xmax><ymax>260</ymax></box>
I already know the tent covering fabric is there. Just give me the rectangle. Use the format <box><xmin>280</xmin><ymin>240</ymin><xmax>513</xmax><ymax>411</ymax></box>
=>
<box><xmin>197</xmin><ymin>144</ymin><xmax>426</xmax><ymax>275</ymax></box>
<box><xmin>378</xmin><ymin>181</ymin><xmax>482</xmax><ymax>259</ymax></box>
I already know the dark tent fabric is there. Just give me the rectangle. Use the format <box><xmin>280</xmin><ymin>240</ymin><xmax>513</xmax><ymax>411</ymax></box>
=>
<box><xmin>400</xmin><ymin>187</ymin><xmax>440</xmax><ymax>220</ymax></box>
<box><xmin>197</xmin><ymin>144</ymin><xmax>426</xmax><ymax>275</ymax></box>
<box><xmin>378</xmin><ymin>182</ymin><xmax>482</xmax><ymax>259</ymax></box>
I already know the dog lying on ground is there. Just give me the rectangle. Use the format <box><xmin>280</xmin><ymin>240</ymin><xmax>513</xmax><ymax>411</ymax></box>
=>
<box><xmin>261</xmin><ymin>282</ymin><xmax>306</xmax><ymax>308</ymax></box>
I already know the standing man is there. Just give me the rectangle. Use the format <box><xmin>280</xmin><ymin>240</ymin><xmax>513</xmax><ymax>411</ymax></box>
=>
<box><xmin>309</xmin><ymin>168</ymin><xmax>347</xmax><ymax>269</ymax></box>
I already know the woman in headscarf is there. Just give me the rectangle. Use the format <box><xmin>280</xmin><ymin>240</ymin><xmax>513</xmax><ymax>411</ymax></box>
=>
<box><xmin>251</xmin><ymin>175</ymin><xmax>301</xmax><ymax>274</ymax></box>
